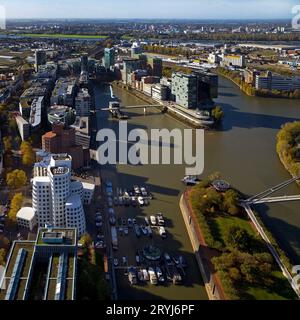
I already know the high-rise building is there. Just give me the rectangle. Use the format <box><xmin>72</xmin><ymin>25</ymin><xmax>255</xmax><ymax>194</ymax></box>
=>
<box><xmin>81</xmin><ymin>55</ymin><xmax>88</xmax><ymax>72</ymax></box>
<box><xmin>32</xmin><ymin>154</ymin><xmax>88</xmax><ymax>236</ymax></box>
<box><xmin>148</xmin><ymin>57</ymin><xmax>163</xmax><ymax>78</ymax></box>
<box><xmin>171</xmin><ymin>73</ymin><xmax>198</xmax><ymax>109</ymax></box>
<box><xmin>75</xmin><ymin>88</ymin><xmax>91</xmax><ymax>117</ymax></box>
<box><xmin>193</xmin><ymin>70</ymin><xmax>219</xmax><ymax>100</ymax></box>
<box><xmin>103</xmin><ymin>48</ymin><xmax>115</xmax><ymax>70</ymax></box>
<box><xmin>35</xmin><ymin>50</ymin><xmax>47</xmax><ymax>72</ymax></box>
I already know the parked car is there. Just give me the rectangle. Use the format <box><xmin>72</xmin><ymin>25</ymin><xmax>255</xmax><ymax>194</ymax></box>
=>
<box><xmin>127</xmin><ymin>218</ymin><xmax>133</xmax><ymax>228</ymax></box>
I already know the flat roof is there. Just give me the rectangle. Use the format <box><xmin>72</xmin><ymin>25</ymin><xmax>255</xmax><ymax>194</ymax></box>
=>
<box><xmin>36</xmin><ymin>227</ymin><xmax>77</xmax><ymax>246</ymax></box>
<box><xmin>82</xmin><ymin>181</ymin><xmax>96</xmax><ymax>191</ymax></box>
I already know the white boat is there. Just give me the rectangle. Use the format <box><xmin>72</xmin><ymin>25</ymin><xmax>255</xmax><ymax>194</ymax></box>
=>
<box><xmin>156</xmin><ymin>267</ymin><xmax>165</xmax><ymax>283</ymax></box>
<box><xmin>140</xmin><ymin>187</ymin><xmax>148</xmax><ymax>197</ymax></box>
<box><xmin>150</xmin><ymin>215</ymin><xmax>157</xmax><ymax>226</ymax></box>
<box><xmin>148</xmin><ymin>267</ymin><xmax>158</xmax><ymax>285</ymax></box>
<box><xmin>159</xmin><ymin>226</ymin><xmax>167</xmax><ymax>239</ymax></box>
<box><xmin>142</xmin><ymin>269</ymin><xmax>149</xmax><ymax>281</ymax></box>
<box><xmin>181</xmin><ymin>175</ymin><xmax>200</xmax><ymax>186</ymax></box>
<box><xmin>141</xmin><ymin>225</ymin><xmax>148</xmax><ymax>236</ymax></box>
<box><xmin>137</xmin><ymin>196</ymin><xmax>145</xmax><ymax>206</ymax></box>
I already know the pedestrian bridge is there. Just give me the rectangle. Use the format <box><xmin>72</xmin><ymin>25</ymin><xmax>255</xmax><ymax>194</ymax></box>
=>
<box><xmin>101</xmin><ymin>105</ymin><xmax>162</xmax><ymax>111</ymax></box>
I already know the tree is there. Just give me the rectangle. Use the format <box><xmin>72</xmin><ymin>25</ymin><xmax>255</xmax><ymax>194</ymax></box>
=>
<box><xmin>222</xmin><ymin>189</ymin><xmax>240</xmax><ymax>215</ymax></box>
<box><xmin>224</xmin><ymin>226</ymin><xmax>253</xmax><ymax>252</ymax></box>
<box><xmin>3</xmin><ymin>136</ymin><xmax>12</xmax><ymax>152</ymax></box>
<box><xmin>8</xmin><ymin>193</ymin><xmax>23</xmax><ymax>222</ymax></box>
<box><xmin>79</xmin><ymin>233</ymin><xmax>93</xmax><ymax>248</ymax></box>
<box><xmin>212</xmin><ymin>106</ymin><xmax>224</xmax><ymax>122</ymax></box>
<box><xmin>0</xmin><ymin>248</ymin><xmax>6</xmax><ymax>266</ymax></box>
<box><xmin>6</xmin><ymin>169</ymin><xmax>27</xmax><ymax>189</ymax></box>
<box><xmin>20</xmin><ymin>141</ymin><xmax>35</xmax><ymax>166</ymax></box>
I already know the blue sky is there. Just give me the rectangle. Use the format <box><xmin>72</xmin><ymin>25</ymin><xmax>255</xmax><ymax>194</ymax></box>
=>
<box><xmin>1</xmin><ymin>0</ymin><xmax>299</xmax><ymax>19</ymax></box>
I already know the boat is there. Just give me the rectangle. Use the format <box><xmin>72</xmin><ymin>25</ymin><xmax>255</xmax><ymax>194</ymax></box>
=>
<box><xmin>181</xmin><ymin>175</ymin><xmax>201</xmax><ymax>186</ymax></box>
<box><xmin>131</xmin><ymin>196</ymin><xmax>137</xmax><ymax>206</ymax></box>
<box><xmin>156</xmin><ymin>267</ymin><xmax>165</xmax><ymax>283</ymax></box>
<box><xmin>141</xmin><ymin>225</ymin><xmax>148</xmax><ymax>236</ymax></box>
<box><xmin>144</xmin><ymin>217</ymin><xmax>150</xmax><ymax>226</ymax></box>
<box><xmin>137</xmin><ymin>269</ymin><xmax>144</xmax><ymax>282</ymax></box>
<box><xmin>159</xmin><ymin>226</ymin><xmax>167</xmax><ymax>239</ymax></box>
<box><xmin>140</xmin><ymin>186</ymin><xmax>148</xmax><ymax>197</ymax></box>
<box><xmin>136</xmin><ymin>253</ymin><xmax>141</xmax><ymax>265</ymax></box>
<box><xmin>147</xmin><ymin>226</ymin><xmax>153</xmax><ymax>238</ymax></box>
<box><xmin>148</xmin><ymin>267</ymin><xmax>158</xmax><ymax>285</ymax></box>
<box><xmin>150</xmin><ymin>215</ymin><xmax>157</xmax><ymax>226</ymax></box>
<box><xmin>173</xmin><ymin>270</ymin><xmax>183</xmax><ymax>285</ymax></box>
<box><xmin>124</xmin><ymin>197</ymin><xmax>131</xmax><ymax>206</ymax></box>
<box><xmin>114</xmin><ymin>258</ymin><xmax>118</xmax><ymax>267</ymax></box>
<box><xmin>142</xmin><ymin>269</ymin><xmax>149</xmax><ymax>281</ymax></box>
<box><xmin>113</xmin><ymin>197</ymin><xmax>119</xmax><ymax>206</ymax></box>
<box><xmin>134</xmin><ymin>224</ymin><xmax>141</xmax><ymax>238</ymax></box>
<box><xmin>128</xmin><ymin>267</ymin><xmax>138</xmax><ymax>285</ymax></box>
<box><xmin>138</xmin><ymin>196</ymin><xmax>145</xmax><ymax>206</ymax></box>
<box><xmin>164</xmin><ymin>253</ymin><xmax>173</xmax><ymax>266</ymax></box>
<box><xmin>156</xmin><ymin>213</ymin><xmax>165</xmax><ymax>226</ymax></box>
<box><xmin>133</xmin><ymin>185</ymin><xmax>141</xmax><ymax>195</ymax></box>
<box><xmin>127</xmin><ymin>218</ymin><xmax>133</xmax><ymax>228</ymax></box>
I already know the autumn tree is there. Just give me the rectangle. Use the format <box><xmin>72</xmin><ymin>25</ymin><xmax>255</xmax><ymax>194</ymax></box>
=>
<box><xmin>8</xmin><ymin>193</ymin><xmax>23</xmax><ymax>222</ymax></box>
<box><xmin>20</xmin><ymin>141</ymin><xmax>35</xmax><ymax>166</ymax></box>
<box><xmin>6</xmin><ymin>169</ymin><xmax>27</xmax><ymax>189</ymax></box>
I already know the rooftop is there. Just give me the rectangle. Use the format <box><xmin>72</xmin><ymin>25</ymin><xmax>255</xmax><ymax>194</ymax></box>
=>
<box><xmin>36</xmin><ymin>227</ymin><xmax>77</xmax><ymax>246</ymax></box>
<box><xmin>16</xmin><ymin>207</ymin><xmax>35</xmax><ymax>221</ymax></box>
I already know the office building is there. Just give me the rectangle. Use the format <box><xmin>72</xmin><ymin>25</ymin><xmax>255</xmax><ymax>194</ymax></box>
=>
<box><xmin>51</xmin><ymin>78</ymin><xmax>76</xmax><ymax>107</ymax></box>
<box><xmin>42</xmin><ymin>123</ymin><xmax>90</xmax><ymax>169</ymax></box>
<box><xmin>35</xmin><ymin>50</ymin><xmax>47</xmax><ymax>72</ymax></box>
<box><xmin>15</xmin><ymin>116</ymin><xmax>30</xmax><ymax>141</ymax></box>
<box><xmin>81</xmin><ymin>55</ymin><xmax>88</xmax><ymax>72</ymax></box>
<box><xmin>193</xmin><ymin>70</ymin><xmax>219</xmax><ymax>99</ymax></box>
<box><xmin>0</xmin><ymin>227</ymin><xmax>77</xmax><ymax>300</ymax></box>
<box><xmin>131</xmin><ymin>41</ymin><xmax>143</xmax><ymax>58</ymax></box>
<box><xmin>222</xmin><ymin>54</ymin><xmax>246</xmax><ymax>68</ymax></box>
<box><xmin>103</xmin><ymin>48</ymin><xmax>115</xmax><ymax>70</ymax></box>
<box><xmin>31</xmin><ymin>154</ymin><xmax>88</xmax><ymax>236</ymax></box>
<box><xmin>148</xmin><ymin>57</ymin><xmax>163</xmax><ymax>78</ymax></box>
<box><xmin>70</xmin><ymin>117</ymin><xmax>91</xmax><ymax>149</ymax></box>
<box><xmin>75</xmin><ymin>88</ymin><xmax>91</xmax><ymax>117</ymax></box>
<box><xmin>171</xmin><ymin>73</ymin><xmax>198</xmax><ymax>109</ymax></box>
<box><xmin>151</xmin><ymin>84</ymin><xmax>168</xmax><ymax>101</ymax></box>
<box><xmin>16</xmin><ymin>207</ymin><xmax>37</xmax><ymax>231</ymax></box>
<box><xmin>255</xmin><ymin>71</ymin><xmax>300</xmax><ymax>91</ymax></box>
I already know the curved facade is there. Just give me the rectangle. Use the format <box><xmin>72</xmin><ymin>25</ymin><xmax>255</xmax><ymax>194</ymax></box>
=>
<box><xmin>65</xmin><ymin>194</ymin><xmax>86</xmax><ymax>237</ymax></box>
<box><xmin>48</xmin><ymin>166</ymin><xmax>71</xmax><ymax>228</ymax></box>
<box><xmin>32</xmin><ymin>177</ymin><xmax>51</xmax><ymax>226</ymax></box>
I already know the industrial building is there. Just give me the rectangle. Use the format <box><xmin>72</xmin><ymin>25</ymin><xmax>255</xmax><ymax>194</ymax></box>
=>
<box><xmin>0</xmin><ymin>227</ymin><xmax>77</xmax><ymax>300</ymax></box>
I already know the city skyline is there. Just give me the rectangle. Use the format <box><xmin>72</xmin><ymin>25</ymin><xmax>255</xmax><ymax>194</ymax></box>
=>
<box><xmin>1</xmin><ymin>0</ymin><xmax>299</xmax><ymax>20</ymax></box>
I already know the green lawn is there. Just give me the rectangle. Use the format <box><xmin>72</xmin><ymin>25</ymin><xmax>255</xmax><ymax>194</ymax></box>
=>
<box><xmin>212</xmin><ymin>213</ymin><xmax>255</xmax><ymax>245</ymax></box>
<box><xmin>19</xmin><ymin>33</ymin><xmax>108</xmax><ymax>39</ymax></box>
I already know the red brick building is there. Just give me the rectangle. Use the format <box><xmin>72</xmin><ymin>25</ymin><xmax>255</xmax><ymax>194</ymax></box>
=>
<box><xmin>42</xmin><ymin>123</ymin><xmax>90</xmax><ymax>169</ymax></box>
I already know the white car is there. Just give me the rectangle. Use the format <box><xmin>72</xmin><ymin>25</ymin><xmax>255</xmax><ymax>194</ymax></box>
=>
<box><xmin>142</xmin><ymin>269</ymin><xmax>149</xmax><ymax>281</ymax></box>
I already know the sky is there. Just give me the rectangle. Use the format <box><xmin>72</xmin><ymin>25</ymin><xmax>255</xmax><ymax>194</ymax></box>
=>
<box><xmin>0</xmin><ymin>0</ymin><xmax>299</xmax><ymax>20</ymax></box>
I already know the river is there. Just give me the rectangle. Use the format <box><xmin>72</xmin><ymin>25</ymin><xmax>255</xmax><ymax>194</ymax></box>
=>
<box><xmin>94</xmin><ymin>76</ymin><xmax>300</xmax><ymax>300</ymax></box>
